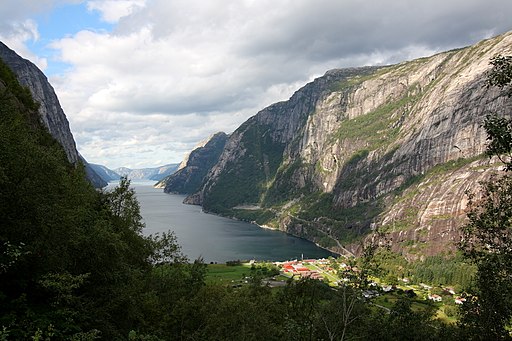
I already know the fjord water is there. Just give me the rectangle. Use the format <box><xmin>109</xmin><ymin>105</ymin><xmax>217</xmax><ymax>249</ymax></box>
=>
<box><xmin>125</xmin><ymin>182</ymin><xmax>334</xmax><ymax>262</ymax></box>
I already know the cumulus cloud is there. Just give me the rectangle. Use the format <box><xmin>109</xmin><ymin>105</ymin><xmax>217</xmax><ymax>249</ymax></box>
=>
<box><xmin>0</xmin><ymin>19</ymin><xmax>48</xmax><ymax>69</ymax></box>
<box><xmin>86</xmin><ymin>0</ymin><xmax>147</xmax><ymax>23</ymax></box>
<box><xmin>0</xmin><ymin>0</ymin><xmax>83</xmax><ymax>69</ymax></box>
<box><xmin>2</xmin><ymin>0</ymin><xmax>512</xmax><ymax>168</ymax></box>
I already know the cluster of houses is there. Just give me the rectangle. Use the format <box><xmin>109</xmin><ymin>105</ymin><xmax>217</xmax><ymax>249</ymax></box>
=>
<box><xmin>274</xmin><ymin>258</ymin><xmax>468</xmax><ymax>306</ymax></box>
<box><xmin>416</xmin><ymin>283</ymin><xmax>465</xmax><ymax>304</ymax></box>
<box><xmin>277</xmin><ymin>259</ymin><xmax>333</xmax><ymax>280</ymax></box>
<box><xmin>426</xmin><ymin>286</ymin><xmax>466</xmax><ymax>304</ymax></box>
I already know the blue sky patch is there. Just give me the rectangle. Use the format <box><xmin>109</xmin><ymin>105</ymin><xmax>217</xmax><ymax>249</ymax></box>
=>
<box><xmin>28</xmin><ymin>2</ymin><xmax>113</xmax><ymax>75</ymax></box>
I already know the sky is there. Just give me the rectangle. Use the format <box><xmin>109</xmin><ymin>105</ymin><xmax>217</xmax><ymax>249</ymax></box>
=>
<box><xmin>0</xmin><ymin>1</ymin><xmax>511</xmax><ymax>169</ymax></box>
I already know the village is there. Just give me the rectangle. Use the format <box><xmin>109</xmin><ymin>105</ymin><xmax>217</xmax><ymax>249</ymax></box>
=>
<box><xmin>273</xmin><ymin>258</ymin><xmax>466</xmax><ymax>306</ymax></box>
<box><xmin>206</xmin><ymin>257</ymin><xmax>466</xmax><ymax>322</ymax></box>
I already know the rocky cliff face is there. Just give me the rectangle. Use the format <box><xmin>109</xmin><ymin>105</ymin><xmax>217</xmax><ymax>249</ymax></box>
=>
<box><xmin>186</xmin><ymin>32</ymin><xmax>512</xmax><ymax>258</ymax></box>
<box><xmin>0</xmin><ymin>42</ymin><xmax>106</xmax><ymax>188</ymax></box>
<box><xmin>157</xmin><ymin>132</ymin><xmax>228</xmax><ymax>194</ymax></box>
<box><xmin>369</xmin><ymin>158</ymin><xmax>501</xmax><ymax>260</ymax></box>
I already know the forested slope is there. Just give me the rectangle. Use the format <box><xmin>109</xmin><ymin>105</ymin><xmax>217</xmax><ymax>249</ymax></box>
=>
<box><xmin>0</xmin><ymin>57</ymin><xmax>203</xmax><ymax>339</ymax></box>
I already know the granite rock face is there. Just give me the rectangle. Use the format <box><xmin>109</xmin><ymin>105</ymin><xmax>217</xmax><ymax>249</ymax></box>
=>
<box><xmin>186</xmin><ymin>32</ymin><xmax>512</xmax><ymax>258</ymax></box>
<box><xmin>0</xmin><ymin>42</ymin><xmax>106</xmax><ymax>188</ymax></box>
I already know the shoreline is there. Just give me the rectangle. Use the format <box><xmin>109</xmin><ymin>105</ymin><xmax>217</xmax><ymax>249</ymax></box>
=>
<box><xmin>251</xmin><ymin>222</ymin><xmax>341</xmax><ymax>258</ymax></box>
<box><xmin>159</xmin><ymin>189</ymin><xmax>341</xmax><ymax>259</ymax></box>
<box><xmin>200</xmin><ymin>206</ymin><xmax>341</xmax><ymax>257</ymax></box>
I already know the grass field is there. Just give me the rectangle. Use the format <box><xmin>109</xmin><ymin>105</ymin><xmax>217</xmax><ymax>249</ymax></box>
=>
<box><xmin>205</xmin><ymin>263</ymin><xmax>253</xmax><ymax>284</ymax></box>
<box><xmin>205</xmin><ymin>262</ymin><xmax>459</xmax><ymax>323</ymax></box>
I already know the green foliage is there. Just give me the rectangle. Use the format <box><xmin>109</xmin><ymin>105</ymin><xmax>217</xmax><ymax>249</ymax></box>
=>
<box><xmin>457</xmin><ymin>55</ymin><xmax>512</xmax><ymax>340</ymax></box>
<box><xmin>147</xmin><ymin>230</ymin><xmax>187</xmax><ymax>265</ymax></box>
<box><xmin>459</xmin><ymin>176</ymin><xmax>512</xmax><ymax>339</ymax></box>
<box><xmin>0</xmin><ymin>58</ymin><xmax>39</xmax><ymax>112</ymax></box>
<box><xmin>228</xmin><ymin>207</ymin><xmax>275</xmax><ymax>225</ymax></box>
<box><xmin>0</xmin><ymin>61</ymin><xmax>206</xmax><ymax>339</ymax></box>
<box><xmin>329</xmin><ymin>66</ymin><xmax>390</xmax><ymax>93</ymax></box>
<box><xmin>484</xmin><ymin>54</ymin><xmax>512</xmax><ymax>169</ymax></box>
<box><xmin>483</xmin><ymin>114</ymin><xmax>512</xmax><ymax>170</ymax></box>
<box><xmin>263</xmin><ymin>159</ymin><xmax>308</xmax><ymax>206</ymax></box>
<box><xmin>335</xmin><ymin>90</ymin><xmax>418</xmax><ymax>150</ymax></box>
<box><xmin>225</xmin><ymin>259</ymin><xmax>242</xmax><ymax>266</ymax></box>
<box><xmin>366</xmin><ymin>299</ymin><xmax>450</xmax><ymax>341</ymax></box>
<box><xmin>336</xmin><ymin>149</ymin><xmax>370</xmax><ymax>191</ymax></box>
<box><xmin>250</xmin><ymin>263</ymin><xmax>280</xmax><ymax>279</ymax></box>
<box><xmin>203</xmin><ymin>122</ymin><xmax>285</xmax><ymax>213</ymax></box>
<box><xmin>103</xmin><ymin>177</ymin><xmax>145</xmax><ymax>233</ymax></box>
<box><xmin>0</xmin><ymin>241</ymin><xmax>27</xmax><ymax>274</ymax></box>
<box><xmin>408</xmin><ymin>254</ymin><xmax>476</xmax><ymax>287</ymax></box>
<box><xmin>487</xmin><ymin>55</ymin><xmax>512</xmax><ymax>97</ymax></box>
<box><xmin>295</xmin><ymin>192</ymin><xmax>382</xmax><ymax>245</ymax></box>
<box><xmin>374</xmin><ymin>250</ymin><xmax>476</xmax><ymax>287</ymax></box>
<box><xmin>205</xmin><ymin>263</ymin><xmax>250</xmax><ymax>284</ymax></box>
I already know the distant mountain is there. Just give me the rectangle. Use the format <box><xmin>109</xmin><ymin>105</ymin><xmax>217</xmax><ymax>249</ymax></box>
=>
<box><xmin>113</xmin><ymin>164</ymin><xmax>179</xmax><ymax>181</ymax></box>
<box><xmin>148</xmin><ymin>164</ymin><xmax>181</xmax><ymax>181</ymax></box>
<box><xmin>89</xmin><ymin>163</ymin><xmax>121</xmax><ymax>182</ymax></box>
<box><xmin>155</xmin><ymin>132</ymin><xmax>228</xmax><ymax>193</ymax></box>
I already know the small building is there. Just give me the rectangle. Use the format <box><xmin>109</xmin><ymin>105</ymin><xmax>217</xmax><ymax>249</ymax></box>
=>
<box><xmin>454</xmin><ymin>297</ymin><xmax>466</xmax><ymax>305</ymax></box>
<box><xmin>428</xmin><ymin>294</ymin><xmax>442</xmax><ymax>302</ymax></box>
<box><xmin>382</xmin><ymin>285</ymin><xmax>393</xmax><ymax>292</ymax></box>
<box><xmin>445</xmin><ymin>287</ymin><xmax>456</xmax><ymax>295</ymax></box>
<box><xmin>362</xmin><ymin>290</ymin><xmax>379</xmax><ymax>298</ymax></box>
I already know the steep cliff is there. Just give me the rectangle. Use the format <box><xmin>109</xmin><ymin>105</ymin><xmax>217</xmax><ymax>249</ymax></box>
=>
<box><xmin>156</xmin><ymin>132</ymin><xmax>228</xmax><ymax>194</ymax></box>
<box><xmin>188</xmin><ymin>32</ymin><xmax>512</xmax><ymax>258</ymax></box>
<box><xmin>0</xmin><ymin>42</ymin><xmax>106</xmax><ymax>188</ymax></box>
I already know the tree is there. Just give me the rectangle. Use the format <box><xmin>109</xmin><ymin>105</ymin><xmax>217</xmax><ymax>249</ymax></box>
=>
<box><xmin>487</xmin><ymin>55</ymin><xmax>512</xmax><ymax>97</ymax></box>
<box><xmin>483</xmin><ymin>55</ymin><xmax>512</xmax><ymax>170</ymax></box>
<box><xmin>103</xmin><ymin>176</ymin><xmax>145</xmax><ymax>233</ymax></box>
<box><xmin>458</xmin><ymin>55</ymin><xmax>512</xmax><ymax>340</ymax></box>
<box><xmin>459</xmin><ymin>176</ymin><xmax>512</xmax><ymax>340</ymax></box>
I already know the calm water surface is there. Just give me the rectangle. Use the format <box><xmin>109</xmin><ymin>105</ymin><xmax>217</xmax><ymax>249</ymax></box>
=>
<box><xmin>122</xmin><ymin>181</ymin><xmax>335</xmax><ymax>262</ymax></box>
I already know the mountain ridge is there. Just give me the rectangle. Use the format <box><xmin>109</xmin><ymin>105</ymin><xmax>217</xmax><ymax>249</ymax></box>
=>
<box><xmin>114</xmin><ymin>163</ymin><xmax>179</xmax><ymax>181</ymax></box>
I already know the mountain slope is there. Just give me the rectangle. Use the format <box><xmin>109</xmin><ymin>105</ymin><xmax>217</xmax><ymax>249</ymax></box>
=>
<box><xmin>88</xmin><ymin>163</ymin><xmax>121</xmax><ymax>182</ymax></box>
<box><xmin>156</xmin><ymin>132</ymin><xmax>228</xmax><ymax>194</ymax></box>
<box><xmin>0</xmin><ymin>42</ymin><xmax>106</xmax><ymax>188</ymax></box>
<box><xmin>148</xmin><ymin>164</ymin><xmax>180</xmax><ymax>181</ymax></box>
<box><xmin>186</xmin><ymin>32</ymin><xmax>512</xmax><ymax>258</ymax></box>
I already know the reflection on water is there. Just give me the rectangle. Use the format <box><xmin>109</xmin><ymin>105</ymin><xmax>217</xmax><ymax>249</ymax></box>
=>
<box><xmin>115</xmin><ymin>181</ymin><xmax>335</xmax><ymax>263</ymax></box>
